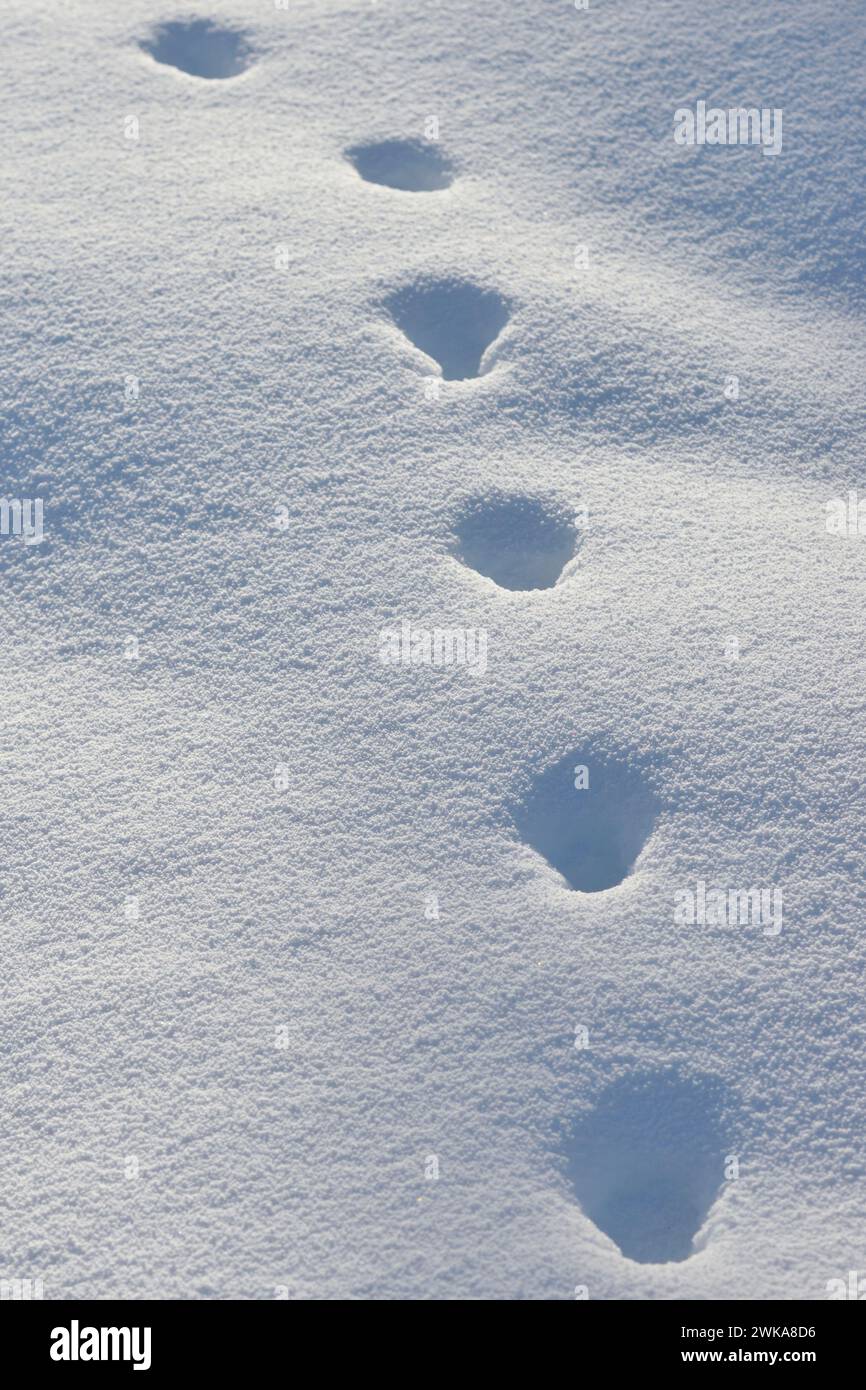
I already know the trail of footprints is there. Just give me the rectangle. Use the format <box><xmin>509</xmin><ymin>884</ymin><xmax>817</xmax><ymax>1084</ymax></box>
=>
<box><xmin>139</xmin><ymin>19</ymin><xmax>728</xmax><ymax>1268</ymax></box>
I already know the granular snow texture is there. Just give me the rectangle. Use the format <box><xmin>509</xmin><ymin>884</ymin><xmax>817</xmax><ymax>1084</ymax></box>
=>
<box><xmin>1</xmin><ymin>0</ymin><xmax>865</xmax><ymax>1299</ymax></box>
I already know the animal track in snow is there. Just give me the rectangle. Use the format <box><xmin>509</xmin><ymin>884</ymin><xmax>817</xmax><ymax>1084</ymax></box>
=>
<box><xmin>565</xmin><ymin>1071</ymin><xmax>727</xmax><ymax>1263</ymax></box>
<box><xmin>454</xmin><ymin>493</ymin><xmax>578</xmax><ymax>591</ymax></box>
<box><xmin>386</xmin><ymin>279</ymin><xmax>509</xmax><ymax>380</ymax></box>
<box><xmin>347</xmin><ymin>139</ymin><xmax>454</xmax><ymax>192</ymax></box>
<box><xmin>513</xmin><ymin>754</ymin><xmax>657</xmax><ymax>892</ymax></box>
<box><xmin>141</xmin><ymin>19</ymin><xmax>253</xmax><ymax>79</ymax></box>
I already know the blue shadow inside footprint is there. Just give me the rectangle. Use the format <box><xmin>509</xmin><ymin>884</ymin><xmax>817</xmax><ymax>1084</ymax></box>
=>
<box><xmin>564</xmin><ymin>1071</ymin><xmax>729</xmax><ymax>1263</ymax></box>
<box><xmin>141</xmin><ymin>20</ymin><xmax>252</xmax><ymax>79</ymax></box>
<box><xmin>348</xmin><ymin>139</ymin><xmax>454</xmax><ymax>191</ymax></box>
<box><xmin>513</xmin><ymin>754</ymin><xmax>657</xmax><ymax>892</ymax></box>
<box><xmin>454</xmin><ymin>493</ymin><xmax>578</xmax><ymax>590</ymax></box>
<box><xmin>386</xmin><ymin>279</ymin><xmax>509</xmax><ymax>380</ymax></box>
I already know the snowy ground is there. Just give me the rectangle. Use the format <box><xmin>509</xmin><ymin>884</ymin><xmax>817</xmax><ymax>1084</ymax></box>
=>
<box><xmin>2</xmin><ymin>0</ymin><xmax>865</xmax><ymax>1300</ymax></box>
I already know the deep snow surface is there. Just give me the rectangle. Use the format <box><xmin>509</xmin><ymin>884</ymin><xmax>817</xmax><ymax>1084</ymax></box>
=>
<box><xmin>2</xmin><ymin>0</ymin><xmax>866</xmax><ymax>1300</ymax></box>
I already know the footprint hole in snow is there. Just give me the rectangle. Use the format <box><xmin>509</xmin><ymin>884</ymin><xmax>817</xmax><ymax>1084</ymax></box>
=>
<box><xmin>347</xmin><ymin>138</ymin><xmax>455</xmax><ymax>191</ymax></box>
<box><xmin>385</xmin><ymin>279</ymin><xmax>509</xmax><ymax>381</ymax></box>
<box><xmin>453</xmin><ymin>493</ymin><xmax>579</xmax><ymax>591</ymax></box>
<box><xmin>512</xmin><ymin>753</ymin><xmax>657</xmax><ymax>892</ymax></box>
<box><xmin>141</xmin><ymin>19</ymin><xmax>252</xmax><ymax>79</ymax></box>
<box><xmin>564</xmin><ymin>1071</ymin><xmax>728</xmax><ymax>1264</ymax></box>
